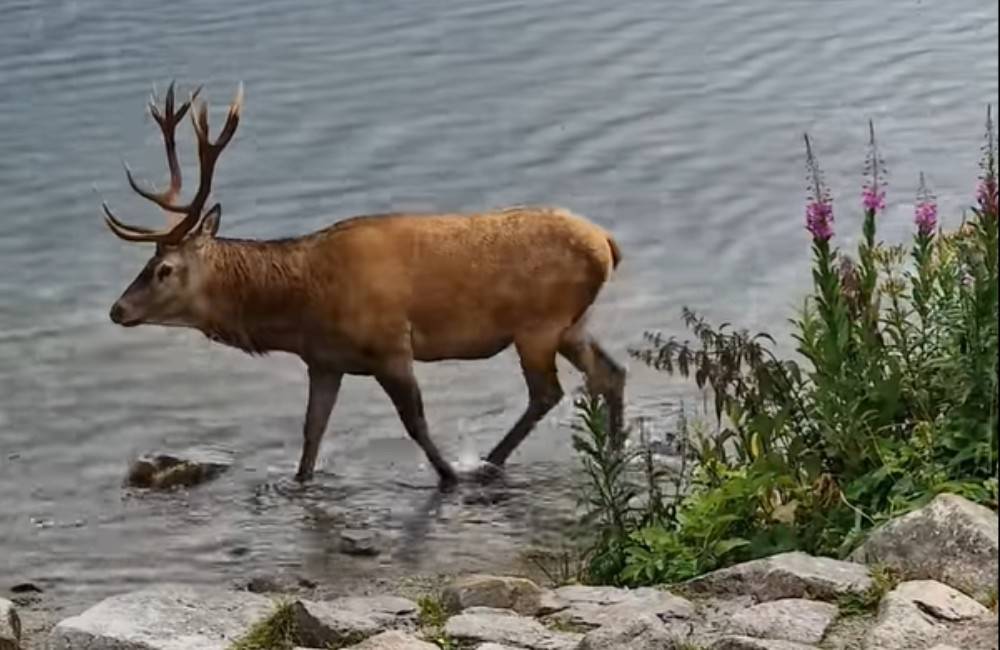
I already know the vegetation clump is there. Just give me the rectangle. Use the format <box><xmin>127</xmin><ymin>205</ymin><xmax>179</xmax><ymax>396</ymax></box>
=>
<box><xmin>572</xmin><ymin>108</ymin><xmax>999</xmax><ymax>587</ymax></box>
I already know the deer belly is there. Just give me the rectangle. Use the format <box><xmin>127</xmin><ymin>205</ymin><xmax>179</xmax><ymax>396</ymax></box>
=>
<box><xmin>410</xmin><ymin>320</ymin><xmax>513</xmax><ymax>361</ymax></box>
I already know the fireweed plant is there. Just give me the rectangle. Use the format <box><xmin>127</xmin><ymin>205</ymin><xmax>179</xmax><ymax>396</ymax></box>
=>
<box><xmin>572</xmin><ymin>109</ymin><xmax>999</xmax><ymax>587</ymax></box>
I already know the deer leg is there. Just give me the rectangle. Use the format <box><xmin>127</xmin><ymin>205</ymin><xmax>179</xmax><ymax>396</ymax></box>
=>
<box><xmin>376</xmin><ymin>365</ymin><xmax>458</xmax><ymax>488</ymax></box>
<box><xmin>295</xmin><ymin>367</ymin><xmax>343</xmax><ymax>482</ymax></box>
<box><xmin>485</xmin><ymin>337</ymin><xmax>564</xmax><ymax>467</ymax></box>
<box><xmin>559</xmin><ymin>331</ymin><xmax>626</xmax><ymax>438</ymax></box>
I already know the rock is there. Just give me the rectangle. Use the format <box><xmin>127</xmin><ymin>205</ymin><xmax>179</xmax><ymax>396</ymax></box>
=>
<box><xmin>444</xmin><ymin>608</ymin><xmax>582</xmax><ymax>649</ymax></box>
<box><xmin>851</xmin><ymin>493</ymin><xmax>999</xmax><ymax>601</ymax></box>
<box><xmin>340</xmin><ymin>529</ymin><xmax>381</xmax><ymax>557</ymax></box>
<box><xmin>46</xmin><ymin>584</ymin><xmax>274</xmax><ymax>649</ymax></box>
<box><xmin>726</xmin><ymin>598</ymin><xmax>838</xmax><ymax>644</ymax></box>
<box><xmin>443</xmin><ymin>574</ymin><xmax>561</xmax><ymax>617</ymax></box>
<box><xmin>712</xmin><ymin>636</ymin><xmax>819</xmax><ymax>649</ymax></box>
<box><xmin>292</xmin><ymin>597</ymin><xmax>416</xmax><ymax>647</ymax></box>
<box><xmin>475</xmin><ymin>645</ymin><xmax>524</xmax><ymax>650</ymax></box>
<box><xmin>342</xmin><ymin>630</ymin><xmax>437</xmax><ymax>649</ymax></box>
<box><xmin>548</xmin><ymin>585</ymin><xmax>694</xmax><ymax>630</ymax></box>
<box><xmin>947</xmin><ymin>616</ymin><xmax>999</xmax><ymax>650</ymax></box>
<box><xmin>863</xmin><ymin>580</ymin><xmax>990</xmax><ymax>650</ymax></box>
<box><xmin>683</xmin><ymin>551</ymin><xmax>873</xmax><ymax>602</ymax></box>
<box><xmin>124</xmin><ymin>451</ymin><xmax>230</xmax><ymax>489</ymax></box>
<box><xmin>324</xmin><ymin>596</ymin><xmax>418</xmax><ymax>628</ymax></box>
<box><xmin>576</xmin><ymin>613</ymin><xmax>687</xmax><ymax>649</ymax></box>
<box><xmin>1</xmin><ymin>598</ymin><xmax>21</xmax><ymax>650</ymax></box>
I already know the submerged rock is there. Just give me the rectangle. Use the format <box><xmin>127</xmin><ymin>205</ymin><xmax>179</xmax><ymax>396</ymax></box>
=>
<box><xmin>682</xmin><ymin>551</ymin><xmax>873</xmax><ymax>602</ymax></box>
<box><xmin>442</xmin><ymin>574</ymin><xmax>561</xmax><ymax>617</ymax></box>
<box><xmin>851</xmin><ymin>493</ymin><xmax>999</xmax><ymax>601</ymax></box>
<box><xmin>863</xmin><ymin>580</ymin><xmax>991</xmax><ymax>650</ymax></box>
<box><xmin>339</xmin><ymin>530</ymin><xmax>382</xmax><ymax>557</ymax></box>
<box><xmin>1</xmin><ymin>597</ymin><xmax>21</xmax><ymax>650</ymax></box>
<box><xmin>46</xmin><ymin>584</ymin><xmax>273</xmax><ymax>650</ymax></box>
<box><xmin>124</xmin><ymin>451</ymin><xmax>230</xmax><ymax>490</ymax></box>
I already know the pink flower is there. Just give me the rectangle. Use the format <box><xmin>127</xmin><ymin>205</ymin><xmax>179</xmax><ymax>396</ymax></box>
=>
<box><xmin>804</xmin><ymin>133</ymin><xmax>834</xmax><ymax>241</ymax></box>
<box><xmin>862</xmin><ymin>188</ymin><xmax>886</xmax><ymax>213</ymax></box>
<box><xmin>807</xmin><ymin>200</ymin><xmax>835</xmax><ymax>241</ymax></box>
<box><xmin>915</xmin><ymin>173</ymin><xmax>937</xmax><ymax>236</ymax></box>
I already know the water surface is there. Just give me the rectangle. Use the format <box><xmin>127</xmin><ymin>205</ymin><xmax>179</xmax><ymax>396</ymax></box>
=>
<box><xmin>1</xmin><ymin>0</ymin><xmax>997</xmax><ymax>614</ymax></box>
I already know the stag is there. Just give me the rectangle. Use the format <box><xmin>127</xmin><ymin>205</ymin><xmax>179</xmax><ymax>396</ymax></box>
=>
<box><xmin>101</xmin><ymin>82</ymin><xmax>626</xmax><ymax>488</ymax></box>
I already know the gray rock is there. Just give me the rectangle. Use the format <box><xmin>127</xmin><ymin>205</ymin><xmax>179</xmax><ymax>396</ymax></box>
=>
<box><xmin>548</xmin><ymin>585</ymin><xmax>694</xmax><ymax>630</ymax></box>
<box><xmin>947</xmin><ymin>616</ymin><xmax>999</xmax><ymax>650</ymax></box>
<box><xmin>576</xmin><ymin>613</ymin><xmax>688</xmax><ymax>649</ymax></box>
<box><xmin>443</xmin><ymin>574</ymin><xmax>562</xmax><ymax>617</ymax></box>
<box><xmin>124</xmin><ymin>451</ymin><xmax>230</xmax><ymax>490</ymax></box>
<box><xmin>863</xmin><ymin>580</ymin><xmax>990</xmax><ymax>650</ymax></box>
<box><xmin>683</xmin><ymin>551</ymin><xmax>873</xmax><ymax>602</ymax></box>
<box><xmin>444</xmin><ymin>608</ymin><xmax>582</xmax><ymax>649</ymax></box>
<box><xmin>342</xmin><ymin>630</ymin><xmax>438</xmax><ymax>649</ymax></box>
<box><xmin>324</xmin><ymin>595</ymin><xmax>418</xmax><ymax>627</ymax></box>
<box><xmin>712</xmin><ymin>636</ymin><xmax>819</xmax><ymax>650</ymax></box>
<box><xmin>292</xmin><ymin>597</ymin><xmax>416</xmax><ymax>648</ymax></box>
<box><xmin>851</xmin><ymin>493</ymin><xmax>999</xmax><ymax>601</ymax></box>
<box><xmin>45</xmin><ymin>584</ymin><xmax>274</xmax><ymax>650</ymax></box>
<box><xmin>475</xmin><ymin>645</ymin><xmax>524</xmax><ymax>650</ymax></box>
<box><xmin>726</xmin><ymin>598</ymin><xmax>838</xmax><ymax>644</ymax></box>
<box><xmin>1</xmin><ymin>597</ymin><xmax>21</xmax><ymax>650</ymax></box>
<box><xmin>340</xmin><ymin>529</ymin><xmax>382</xmax><ymax>557</ymax></box>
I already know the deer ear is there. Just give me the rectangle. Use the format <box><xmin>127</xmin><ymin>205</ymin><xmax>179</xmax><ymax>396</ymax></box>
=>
<box><xmin>196</xmin><ymin>203</ymin><xmax>222</xmax><ymax>239</ymax></box>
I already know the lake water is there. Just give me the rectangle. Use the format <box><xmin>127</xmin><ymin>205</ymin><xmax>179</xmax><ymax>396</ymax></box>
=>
<box><xmin>1</xmin><ymin>0</ymin><xmax>997</xmax><ymax>618</ymax></box>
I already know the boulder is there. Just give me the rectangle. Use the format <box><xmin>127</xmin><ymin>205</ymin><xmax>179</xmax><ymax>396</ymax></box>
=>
<box><xmin>342</xmin><ymin>630</ymin><xmax>437</xmax><ymax>649</ymax></box>
<box><xmin>863</xmin><ymin>580</ymin><xmax>990</xmax><ymax>650</ymax></box>
<box><xmin>682</xmin><ymin>551</ymin><xmax>873</xmax><ymax>602</ymax></box>
<box><xmin>292</xmin><ymin>597</ymin><xmax>416</xmax><ymax>647</ymax></box>
<box><xmin>548</xmin><ymin>585</ymin><xmax>694</xmax><ymax>630</ymax></box>
<box><xmin>442</xmin><ymin>575</ymin><xmax>561</xmax><ymax>617</ymax></box>
<box><xmin>339</xmin><ymin>530</ymin><xmax>382</xmax><ymax>557</ymax></box>
<box><xmin>851</xmin><ymin>493</ymin><xmax>999</xmax><ymax>601</ymax></box>
<box><xmin>1</xmin><ymin>597</ymin><xmax>20</xmax><ymax>650</ymax></box>
<box><xmin>443</xmin><ymin>607</ymin><xmax>582</xmax><ymax>649</ymax></box>
<box><xmin>712</xmin><ymin>637</ymin><xmax>819</xmax><ymax>650</ymax></box>
<box><xmin>46</xmin><ymin>584</ymin><xmax>274</xmax><ymax>650</ymax></box>
<box><xmin>124</xmin><ymin>451</ymin><xmax>230</xmax><ymax>490</ymax></box>
<box><xmin>576</xmin><ymin>613</ymin><xmax>688</xmax><ymax>649</ymax></box>
<box><xmin>726</xmin><ymin>598</ymin><xmax>838</xmax><ymax>644</ymax></box>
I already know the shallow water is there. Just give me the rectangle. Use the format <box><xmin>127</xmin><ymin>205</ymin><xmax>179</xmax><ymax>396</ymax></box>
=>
<box><xmin>1</xmin><ymin>0</ymin><xmax>997</xmax><ymax>614</ymax></box>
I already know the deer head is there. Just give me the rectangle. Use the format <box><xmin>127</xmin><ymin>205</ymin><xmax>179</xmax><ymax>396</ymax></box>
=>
<box><xmin>103</xmin><ymin>81</ymin><xmax>242</xmax><ymax>328</ymax></box>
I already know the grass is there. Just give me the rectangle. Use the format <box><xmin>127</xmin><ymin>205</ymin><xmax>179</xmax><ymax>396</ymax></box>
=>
<box><xmin>417</xmin><ymin>593</ymin><xmax>458</xmax><ymax>649</ymax></box>
<box><xmin>836</xmin><ymin>564</ymin><xmax>901</xmax><ymax>616</ymax></box>
<box><xmin>229</xmin><ymin>600</ymin><xmax>298</xmax><ymax>650</ymax></box>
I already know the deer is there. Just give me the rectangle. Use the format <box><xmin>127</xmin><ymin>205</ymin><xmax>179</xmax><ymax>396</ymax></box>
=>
<box><xmin>101</xmin><ymin>81</ymin><xmax>626</xmax><ymax>489</ymax></box>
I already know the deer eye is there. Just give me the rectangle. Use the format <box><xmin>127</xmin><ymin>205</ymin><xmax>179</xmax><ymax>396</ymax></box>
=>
<box><xmin>156</xmin><ymin>264</ymin><xmax>174</xmax><ymax>281</ymax></box>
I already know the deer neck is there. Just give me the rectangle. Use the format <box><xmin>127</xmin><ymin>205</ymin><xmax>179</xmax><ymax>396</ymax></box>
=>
<box><xmin>195</xmin><ymin>238</ymin><xmax>309</xmax><ymax>355</ymax></box>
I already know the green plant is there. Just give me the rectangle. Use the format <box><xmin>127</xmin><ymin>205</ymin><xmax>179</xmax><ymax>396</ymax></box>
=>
<box><xmin>417</xmin><ymin>594</ymin><xmax>457</xmax><ymax>649</ymax></box>
<box><xmin>572</xmin><ymin>109</ymin><xmax>999</xmax><ymax>588</ymax></box>
<box><xmin>229</xmin><ymin>600</ymin><xmax>298</xmax><ymax>650</ymax></box>
<box><xmin>837</xmin><ymin>564</ymin><xmax>901</xmax><ymax>616</ymax></box>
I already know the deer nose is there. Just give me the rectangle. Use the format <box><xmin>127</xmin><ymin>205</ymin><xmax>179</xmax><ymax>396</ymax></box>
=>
<box><xmin>109</xmin><ymin>303</ymin><xmax>125</xmax><ymax>324</ymax></box>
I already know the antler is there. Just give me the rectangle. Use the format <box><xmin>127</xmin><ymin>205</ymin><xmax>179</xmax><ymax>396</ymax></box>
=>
<box><xmin>102</xmin><ymin>81</ymin><xmax>244</xmax><ymax>246</ymax></box>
